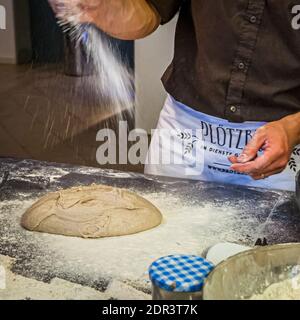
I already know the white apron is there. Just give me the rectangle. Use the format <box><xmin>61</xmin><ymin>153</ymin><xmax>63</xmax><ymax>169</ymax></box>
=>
<box><xmin>145</xmin><ymin>95</ymin><xmax>300</xmax><ymax>191</ymax></box>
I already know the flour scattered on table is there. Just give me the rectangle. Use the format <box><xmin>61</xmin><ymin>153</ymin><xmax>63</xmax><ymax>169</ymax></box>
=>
<box><xmin>0</xmin><ymin>191</ymin><xmax>245</xmax><ymax>296</ymax></box>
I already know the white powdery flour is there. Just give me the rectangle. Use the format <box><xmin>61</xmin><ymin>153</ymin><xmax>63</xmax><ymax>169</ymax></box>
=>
<box><xmin>0</xmin><ymin>191</ymin><xmax>246</xmax><ymax>292</ymax></box>
<box><xmin>57</xmin><ymin>3</ymin><xmax>135</xmax><ymax>122</ymax></box>
<box><xmin>251</xmin><ymin>274</ymin><xmax>300</xmax><ymax>300</ymax></box>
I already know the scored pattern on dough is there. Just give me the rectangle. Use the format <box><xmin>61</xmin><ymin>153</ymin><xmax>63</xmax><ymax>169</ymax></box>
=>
<box><xmin>21</xmin><ymin>184</ymin><xmax>163</xmax><ymax>239</ymax></box>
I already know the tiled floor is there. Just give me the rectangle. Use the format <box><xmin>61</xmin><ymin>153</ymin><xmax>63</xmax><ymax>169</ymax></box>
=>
<box><xmin>0</xmin><ymin>63</ymin><xmax>143</xmax><ymax>172</ymax></box>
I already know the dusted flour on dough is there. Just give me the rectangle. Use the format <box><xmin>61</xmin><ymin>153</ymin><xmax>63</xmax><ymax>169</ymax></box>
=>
<box><xmin>251</xmin><ymin>274</ymin><xmax>300</xmax><ymax>300</ymax></box>
<box><xmin>21</xmin><ymin>185</ymin><xmax>162</xmax><ymax>238</ymax></box>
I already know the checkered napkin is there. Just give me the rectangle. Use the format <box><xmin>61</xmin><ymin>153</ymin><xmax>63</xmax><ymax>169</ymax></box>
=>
<box><xmin>149</xmin><ymin>255</ymin><xmax>214</xmax><ymax>292</ymax></box>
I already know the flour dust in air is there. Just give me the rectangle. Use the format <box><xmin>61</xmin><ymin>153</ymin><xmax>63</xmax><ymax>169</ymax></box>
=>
<box><xmin>69</xmin><ymin>22</ymin><xmax>135</xmax><ymax>121</ymax></box>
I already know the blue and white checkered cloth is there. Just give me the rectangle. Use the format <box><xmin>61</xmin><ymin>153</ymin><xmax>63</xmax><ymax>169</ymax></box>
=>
<box><xmin>149</xmin><ymin>255</ymin><xmax>214</xmax><ymax>292</ymax></box>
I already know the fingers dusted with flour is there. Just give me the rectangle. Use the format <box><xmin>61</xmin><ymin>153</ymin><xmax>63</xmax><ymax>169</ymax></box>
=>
<box><xmin>229</xmin><ymin>113</ymin><xmax>300</xmax><ymax>180</ymax></box>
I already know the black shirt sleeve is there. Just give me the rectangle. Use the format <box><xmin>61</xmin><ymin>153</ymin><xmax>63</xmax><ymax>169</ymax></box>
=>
<box><xmin>147</xmin><ymin>0</ymin><xmax>183</xmax><ymax>24</ymax></box>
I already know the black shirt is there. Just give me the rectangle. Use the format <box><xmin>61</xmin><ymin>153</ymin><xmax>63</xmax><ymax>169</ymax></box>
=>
<box><xmin>148</xmin><ymin>0</ymin><xmax>300</xmax><ymax>123</ymax></box>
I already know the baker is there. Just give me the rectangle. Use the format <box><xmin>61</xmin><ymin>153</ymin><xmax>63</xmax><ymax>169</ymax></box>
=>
<box><xmin>49</xmin><ymin>0</ymin><xmax>300</xmax><ymax>191</ymax></box>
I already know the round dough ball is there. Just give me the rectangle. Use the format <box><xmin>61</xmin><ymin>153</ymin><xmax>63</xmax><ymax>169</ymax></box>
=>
<box><xmin>21</xmin><ymin>184</ymin><xmax>162</xmax><ymax>238</ymax></box>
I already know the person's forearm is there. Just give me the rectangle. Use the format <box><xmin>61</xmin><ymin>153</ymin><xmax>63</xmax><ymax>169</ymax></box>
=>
<box><xmin>280</xmin><ymin>112</ymin><xmax>300</xmax><ymax>146</ymax></box>
<box><xmin>81</xmin><ymin>0</ymin><xmax>161</xmax><ymax>40</ymax></box>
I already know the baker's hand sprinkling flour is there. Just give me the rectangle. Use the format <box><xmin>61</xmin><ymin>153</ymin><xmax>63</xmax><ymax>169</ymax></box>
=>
<box><xmin>48</xmin><ymin>0</ymin><xmax>160</xmax><ymax>40</ymax></box>
<box><xmin>229</xmin><ymin>113</ymin><xmax>300</xmax><ymax>180</ymax></box>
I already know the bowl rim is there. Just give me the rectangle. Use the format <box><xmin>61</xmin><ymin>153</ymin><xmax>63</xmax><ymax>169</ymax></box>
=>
<box><xmin>203</xmin><ymin>242</ymin><xmax>300</xmax><ymax>299</ymax></box>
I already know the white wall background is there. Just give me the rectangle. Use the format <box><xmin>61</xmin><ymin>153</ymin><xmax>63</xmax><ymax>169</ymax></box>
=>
<box><xmin>134</xmin><ymin>16</ymin><xmax>178</xmax><ymax>132</ymax></box>
<box><xmin>0</xmin><ymin>0</ymin><xmax>31</xmax><ymax>63</ymax></box>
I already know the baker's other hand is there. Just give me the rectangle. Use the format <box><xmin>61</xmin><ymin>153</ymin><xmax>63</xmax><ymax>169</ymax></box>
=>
<box><xmin>228</xmin><ymin>113</ymin><xmax>300</xmax><ymax>180</ymax></box>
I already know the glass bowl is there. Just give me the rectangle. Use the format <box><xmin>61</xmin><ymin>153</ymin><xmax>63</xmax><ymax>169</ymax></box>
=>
<box><xmin>203</xmin><ymin>243</ymin><xmax>300</xmax><ymax>300</ymax></box>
